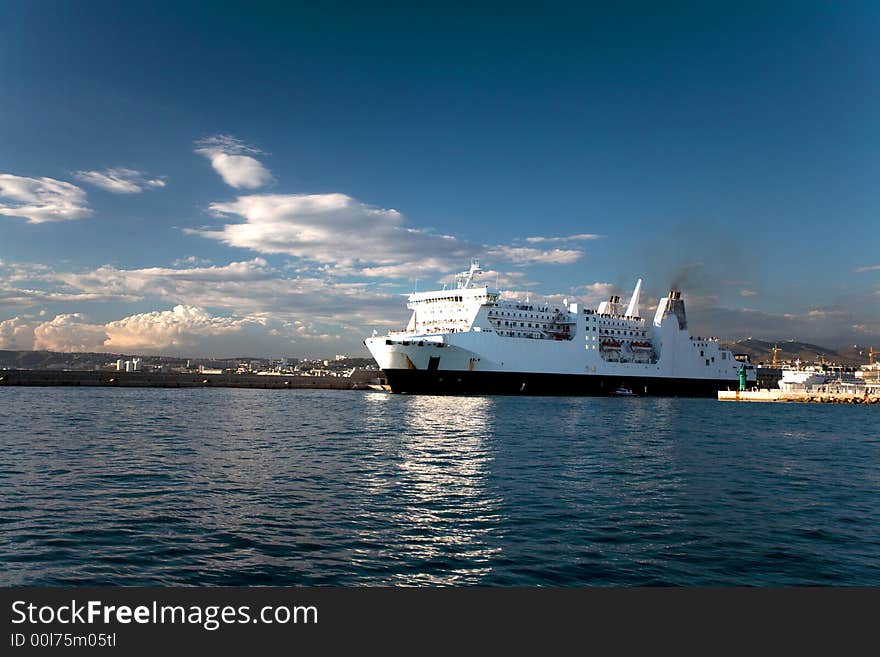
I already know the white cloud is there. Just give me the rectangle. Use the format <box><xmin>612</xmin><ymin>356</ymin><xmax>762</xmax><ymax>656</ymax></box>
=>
<box><xmin>52</xmin><ymin>258</ymin><xmax>404</xmax><ymax>326</ymax></box>
<box><xmin>73</xmin><ymin>168</ymin><xmax>167</xmax><ymax>194</ymax></box>
<box><xmin>33</xmin><ymin>314</ymin><xmax>107</xmax><ymax>352</ymax></box>
<box><xmin>103</xmin><ymin>305</ymin><xmax>254</xmax><ymax>351</ymax></box>
<box><xmin>194</xmin><ymin>135</ymin><xmax>273</xmax><ymax>189</ymax></box>
<box><xmin>7</xmin><ymin>305</ymin><xmax>293</xmax><ymax>355</ymax></box>
<box><xmin>192</xmin><ymin>192</ymin><xmax>473</xmax><ymax>273</ymax></box>
<box><xmin>0</xmin><ymin>174</ymin><xmax>92</xmax><ymax>223</ymax></box>
<box><xmin>0</xmin><ymin>316</ymin><xmax>36</xmax><ymax>350</ymax></box>
<box><xmin>173</xmin><ymin>256</ymin><xmax>213</xmax><ymax>267</ymax></box>
<box><xmin>856</xmin><ymin>264</ymin><xmax>880</xmax><ymax>272</ymax></box>
<box><xmin>575</xmin><ymin>282</ymin><xmax>617</xmax><ymax>306</ymax></box>
<box><xmin>525</xmin><ymin>234</ymin><xmax>602</xmax><ymax>243</ymax></box>
<box><xmin>0</xmin><ymin>287</ymin><xmax>139</xmax><ymax>305</ymax></box>
<box><xmin>740</xmin><ymin>289</ymin><xmax>757</xmax><ymax>297</ymax></box>
<box><xmin>484</xmin><ymin>245</ymin><xmax>584</xmax><ymax>265</ymax></box>
<box><xmin>191</xmin><ymin>191</ymin><xmax>588</xmax><ymax>276</ymax></box>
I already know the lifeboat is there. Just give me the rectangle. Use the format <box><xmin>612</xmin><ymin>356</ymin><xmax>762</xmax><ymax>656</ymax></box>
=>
<box><xmin>631</xmin><ymin>341</ymin><xmax>653</xmax><ymax>350</ymax></box>
<box><xmin>600</xmin><ymin>339</ymin><xmax>622</xmax><ymax>350</ymax></box>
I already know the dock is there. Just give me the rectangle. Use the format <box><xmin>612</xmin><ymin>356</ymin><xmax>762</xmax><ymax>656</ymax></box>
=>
<box><xmin>0</xmin><ymin>369</ymin><xmax>383</xmax><ymax>390</ymax></box>
<box><xmin>719</xmin><ymin>389</ymin><xmax>880</xmax><ymax>404</ymax></box>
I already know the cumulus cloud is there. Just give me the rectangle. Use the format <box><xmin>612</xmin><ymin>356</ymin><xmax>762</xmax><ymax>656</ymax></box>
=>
<box><xmin>0</xmin><ymin>316</ymin><xmax>36</xmax><ymax>349</ymax></box>
<box><xmin>73</xmin><ymin>168</ymin><xmax>167</xmax><ymax>194</ymax></box>
<box><xmin>3</xmin><ymin>306</ymin><xmax>293</xmax><ymax>355</ymax></box>
<box><xmin>33</xmin><ymin>314</ymin><xmax>107</xmax><ymax>352</ymax></box>
<box><xmin>194</xmin><ymin>135</ymin><xmax>273</xmax><ymax>189</ymax></box>
<box><xmin>525</xmin><ymin>234</ymin><xmax>602</xmax><ymax>243</ymax></box>
<box><xmin>103</xmin><ymin>305</ymin><xmax>254</xmax><ymax>351</ymax></box>
<box><xmin>0</xmin><ymin>174</ymin><xmax>92</xmax><ymax>223</ymax></box>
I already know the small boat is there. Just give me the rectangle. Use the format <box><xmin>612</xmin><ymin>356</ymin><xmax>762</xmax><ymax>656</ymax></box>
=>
<box><xmin>612</xmin><ymin>386</ymin><xmax>636</xmax><ymax>396</ymax></box>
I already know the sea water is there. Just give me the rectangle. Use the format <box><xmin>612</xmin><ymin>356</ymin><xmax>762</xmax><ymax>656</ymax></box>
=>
<box><xmin>2</xmin><ymin>387</ymin><xmax>878</xmax><ymax>585</ymax></box>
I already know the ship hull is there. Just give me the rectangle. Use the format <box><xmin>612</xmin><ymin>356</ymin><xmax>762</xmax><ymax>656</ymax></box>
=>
<box><xmin>381</xmin><ymin>368</ymin><xmax>738</xmax><ymax>397</ymax></box>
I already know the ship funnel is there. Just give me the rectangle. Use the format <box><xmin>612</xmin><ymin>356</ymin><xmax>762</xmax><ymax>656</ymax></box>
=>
<box><xmin>624</xmin><ymin>278</ymin><xmax>642</xmax><ymax>317</ymax></box>
<box><xmin>654</xmin><ymin>290</ymin><xmax>688</xmax><ymax>329</ymax></box>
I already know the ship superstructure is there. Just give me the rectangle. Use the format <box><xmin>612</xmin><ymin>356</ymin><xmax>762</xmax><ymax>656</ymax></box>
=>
<box><xmin>365</xmin><ymin>261</ymin><xmax>756</xmax><ymax>395</ymax></box>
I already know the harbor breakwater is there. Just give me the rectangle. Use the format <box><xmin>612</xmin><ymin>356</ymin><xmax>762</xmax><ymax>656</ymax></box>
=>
<box><xmin>0</xmin><ymin>369</ymin><xmax>382</xmax><ymax>390</ymax></box>
<box><xmin>719</xmin><ymin>389</ymin><xmax>880</xmax><ymax>404</ymax></box>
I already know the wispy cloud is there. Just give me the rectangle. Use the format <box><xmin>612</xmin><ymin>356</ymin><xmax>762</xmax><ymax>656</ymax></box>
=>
<box><xmin>525</xmin><ymin>234</ymin><xmax>602</xmax><ymax>243</ymax></box>
<box><xmin>0</xmin><ymin>173</ymin><xmax>92</xmax><ymax>223</ymax></box>
<box><xmin>192</xmin><ymin>192</ymin><xmax>585</xmax><ymax>275</ymax></box>
<box><xmin>73</xmin><ymin>168</ymin><xmax>167</xmax><ymax>194</ymax></box>
<box><xmin>856</xmin><ymin>264</ymin><xmax>880</xmax><ymax>272</ymax></box>
<box><xmin>51</xmin><ymin>258</ymin><xmax>404</xmax><ymax>325</ymax></box>
<box><xmin>191</xmin><ymin>192</ymin><xmax>472</xmax><ymax>275</ymax></box>
<box><xmin>194</xmin><ymin>135</ymin><xmax>274</xmax><ymax>189</ymax></box>
<box><xmin>485</xmin><ymin>245</ymin><xmax>584</xmax><ymax>265</ymax></box>
<box><xmin>740</xmin><ymin>289</ymin><xmax>757</xmax><ymax>297</ymax></box>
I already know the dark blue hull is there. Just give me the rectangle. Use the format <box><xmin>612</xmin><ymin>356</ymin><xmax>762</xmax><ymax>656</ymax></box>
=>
<box><xmin>381</xmin><ymin>368</ymin><xmax>739</xmax><ymax>397</ymax></box>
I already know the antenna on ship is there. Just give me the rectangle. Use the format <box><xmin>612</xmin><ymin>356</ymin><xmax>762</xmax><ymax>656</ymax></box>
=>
<box><xmin>456</xmin><ymin>259</ymin><xmax>483</xmax><ymax>289</ymax></box>
<box><xmin>771</xmin><ymin>343</ymin><xmax>781</xmax><ymax>368</ymax></box>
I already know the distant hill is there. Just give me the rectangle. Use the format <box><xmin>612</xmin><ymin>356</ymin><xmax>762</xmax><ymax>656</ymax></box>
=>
<box><xmin>722</xmin><ymin>339</ymin><xmax>873</xmax><ymax>367</ymax></box>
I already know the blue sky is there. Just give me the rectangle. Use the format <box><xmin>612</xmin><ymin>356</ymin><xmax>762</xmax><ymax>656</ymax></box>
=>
<box><xmin>1</xmin><ymin>1</ymin><xmax>877</xmax><ymax>356</ymax></box>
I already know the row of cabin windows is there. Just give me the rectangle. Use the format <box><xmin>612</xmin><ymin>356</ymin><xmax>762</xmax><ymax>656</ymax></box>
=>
<box><xmin>493</xmin><ymin>311</ymin><xmax>554</xmax><ymax>319</ymax></box>
<box><xmin>593</xmin><ymin>327</ymin><xmax>647</xmax><ymax>336</ymax></box>
<box><xmin>495</xmin><ymin>321</ymin><xmax>549</xmax><ymax>328</ymax></box>
<box><xmin>417</xmin><ymin>296</ymin><xmax>464</xmax><ymax>303</ymax></box>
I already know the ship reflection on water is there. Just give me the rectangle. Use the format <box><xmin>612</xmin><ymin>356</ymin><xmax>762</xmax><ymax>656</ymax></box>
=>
<box><xmin>355</xmin><ymin>394</ymin><xmax>503</xmax><ymax>585</ymax></box>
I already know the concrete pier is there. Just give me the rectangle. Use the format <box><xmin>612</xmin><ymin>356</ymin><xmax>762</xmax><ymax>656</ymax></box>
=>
<box><xmin>0</xmin><ymin>369</ymin><xmax>382</xmax><ymax>390</ymax></box>
<box><xmin>719</xmin><ymin>389</ymin><xmax>880</xmax><ymax>404</ymax></box>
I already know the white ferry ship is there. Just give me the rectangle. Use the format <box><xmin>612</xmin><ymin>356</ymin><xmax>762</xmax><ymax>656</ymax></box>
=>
<box><xmin>365</xmin><ymin>261</ymin><xmax>757</xmax><ymax>396</ymax></box>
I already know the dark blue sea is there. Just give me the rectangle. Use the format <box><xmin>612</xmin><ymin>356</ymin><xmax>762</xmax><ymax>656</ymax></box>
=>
<box><xmin>2</xmin><ymin>388</ymin><xmax>879</xmax><ymax>586</ymax></box>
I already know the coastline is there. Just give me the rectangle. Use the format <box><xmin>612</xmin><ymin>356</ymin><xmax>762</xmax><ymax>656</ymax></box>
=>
<box><xmin>0</xmin><ymin>369</ymin><xmax>382</xmax><ymax>390</ymax></box>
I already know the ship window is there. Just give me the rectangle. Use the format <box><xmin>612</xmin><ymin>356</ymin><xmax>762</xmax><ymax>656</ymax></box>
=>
<box><xmin>706</xmin><ymin>359</ymin><xmax>710</xmax><ymax>366</ymax></box>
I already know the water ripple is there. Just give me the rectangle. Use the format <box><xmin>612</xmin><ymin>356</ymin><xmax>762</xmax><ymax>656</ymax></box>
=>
<box><xmin>1</xmin><ymin>388</ymin><xmax>879</xmax><ymax>585</ymax></box>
